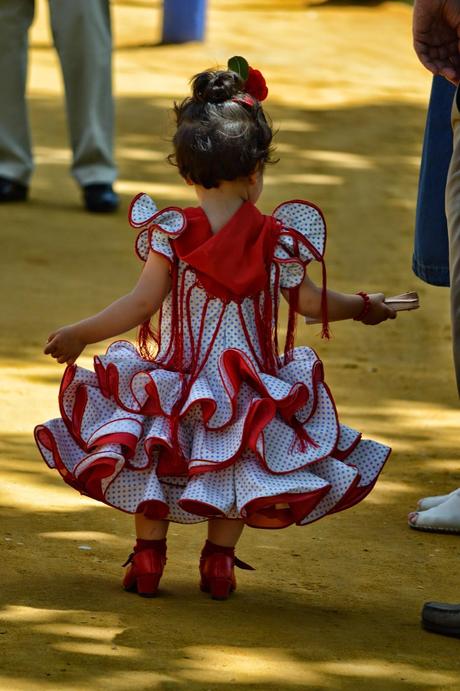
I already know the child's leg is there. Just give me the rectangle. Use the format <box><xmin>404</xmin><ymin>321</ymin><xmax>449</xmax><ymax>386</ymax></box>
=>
<box><xmin>200</xmin><ymin>519</ymin><xmax>245</xmax><ymax>600</ymax></box>
<box><xmin>207</xmin><ymin>517</ymin><xmax>244</xmax><ymax>547</ymax></box>
<box><xmin>122</xmin><ymin>515</ymin><xmax>169</xmax><ymax>597</ymax></box>
<box><xmin>135</xmin><ymin>513</ymin><xmax>169</xmax><ymax>540</ymax></box>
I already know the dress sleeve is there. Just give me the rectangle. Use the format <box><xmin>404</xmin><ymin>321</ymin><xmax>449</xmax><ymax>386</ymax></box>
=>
<box><xmin>128</xmin><ymin>193</ymin><xmax>187</xmax><ymax>265</ymax></box>
<box><xmin>272</xmin><ymin>199</ymin><xmax>327</xmax><ymax>289</ymax></box>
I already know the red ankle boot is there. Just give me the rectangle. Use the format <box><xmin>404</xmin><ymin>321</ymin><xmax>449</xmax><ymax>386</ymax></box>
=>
<box><xmin>199</xmin><ymin>541</ymin><xmax>254</xmax><ymax>601</ymax></box>
<box><xmin>122</xmin><ymin>539</ymin><xmax>166</xmax><ymax>598</ymax></box>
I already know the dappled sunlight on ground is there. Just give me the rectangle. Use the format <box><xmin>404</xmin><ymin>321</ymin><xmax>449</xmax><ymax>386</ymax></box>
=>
<box><xmin>116</xmin><ymin>179</ymin><xmax>197</xmax><ymax>199</ymax></box>
<box><xmin>173</xmin><ymin>647</ymin><xmax>459</xmax><ymax>686</ymax></box>
<box><xmin>2</xmin><ymin>597</ymin><xmax>460</xmax><ymax>688</ymax></box>
<box><xmin>38</xmin><ymin>531</ymin><xmax>129</xmax><ymax>546</ymax></box>
<box><xmin>174</xmin><ymin>646</ymin><xmax>331</xmax><ymax>686</ymax></box>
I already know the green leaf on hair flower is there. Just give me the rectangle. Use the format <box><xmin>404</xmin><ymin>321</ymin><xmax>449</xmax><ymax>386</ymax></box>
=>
<box><xmin>227</xmin><ymin>56</ymin><xmax>249</xmax><ymax>81</ymax></box>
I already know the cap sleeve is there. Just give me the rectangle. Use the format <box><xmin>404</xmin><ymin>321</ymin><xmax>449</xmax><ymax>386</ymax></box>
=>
<box><xmin>272</xmin><ymin>199</ymin><xmax>327</xmax><ymax>289</ymax></box>
<box><xmin>128</xmin><ymin>193</ymin><xmax>187</xmax><ymax>264</ymax></box>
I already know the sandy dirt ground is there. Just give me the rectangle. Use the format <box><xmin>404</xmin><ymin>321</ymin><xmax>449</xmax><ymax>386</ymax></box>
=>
<box><xmin>1</xmin><ymin>1</ymin><xmax>460</xmax><ymax>689</ymax></box>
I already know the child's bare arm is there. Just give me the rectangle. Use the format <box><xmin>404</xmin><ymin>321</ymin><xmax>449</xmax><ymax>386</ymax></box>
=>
<box><xmin>45</xmin><ymin>251</ymin><xmax>171</xmax><ymax>364</ymax></box>
<box><xmin>283</xmin><ymin>270</ymin><xmax>396</xmax><ymax>325</ymax></box>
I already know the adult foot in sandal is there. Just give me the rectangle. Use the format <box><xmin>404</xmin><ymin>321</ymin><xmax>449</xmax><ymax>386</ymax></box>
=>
<box><xmin>416</xmin><ymin>488</ymin><xmax>460</xmax><ymax>511</ymax></box>
<box><xmin>409</xmin><ymin>491</ymin><xmax>460</xmax><ymax>533</ymax></box>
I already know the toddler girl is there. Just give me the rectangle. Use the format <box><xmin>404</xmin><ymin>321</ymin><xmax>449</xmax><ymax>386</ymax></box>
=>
<box><xmin>35</xmin><ymin>60</ymin><xmax>395</xmax><ymax>600</ymax></box>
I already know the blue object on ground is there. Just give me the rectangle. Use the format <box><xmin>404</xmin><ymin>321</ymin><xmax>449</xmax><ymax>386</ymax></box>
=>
<box><xmin>413</xmin><ymin>76</ymin><xmax>455</xmax><ymax>287</ymax></box>
<box><xmin>162</xmin><ymin>0</ymin><xmax>207</xmax><ymax>44</ymax></box>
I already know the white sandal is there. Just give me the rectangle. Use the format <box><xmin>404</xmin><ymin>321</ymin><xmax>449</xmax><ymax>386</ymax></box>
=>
<box><xmin>409</xmin><ymin>491</ymin><xmax>460</xmax><ymax>534</ymax></box>
<box><xmin>416</xmin><ymin>488</ymin><xmax>460</xmax><ymax>511</ymax></box>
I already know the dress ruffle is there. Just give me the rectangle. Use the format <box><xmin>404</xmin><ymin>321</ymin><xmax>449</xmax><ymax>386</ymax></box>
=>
<box><xmin>130</xmin><ymin>193</ymin><xmax>187</xmax><ymax>264</ymax></box>
<box><xmin>35</xmin><ymin>196</ymin><xmax>390</xmax><ymax>529</ymax></box>
<box><xmin>35</xmin><ymin>340</ymin><xmax>389</xmax><ymax>529</ymax></box>
<box><xmin>273</xmin><ymin>199</ymin><xmax>326</xmax><ymax>289</ymax></box>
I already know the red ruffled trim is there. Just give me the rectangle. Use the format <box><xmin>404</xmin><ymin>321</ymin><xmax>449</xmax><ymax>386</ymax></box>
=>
<box><xmin>35</xmin><ymin>423</ymin><xmax>172</xmax><ymax>517</ymax></box>
<box><xmin>129</xmin><ymin>193</ymin><xmax>186</xmax><ymax>234</ymax></box>
<box><xmin>53</xmin><ymin>342</ymin><xmax>342</xmax><ymax>485</ymax></box>
<box><xmin>35</xmin><ymin>415</ymin><xmax>389</xmax><ymax>527</ymax></box>
<box><xmin>242</xmin><ymin>486</ymin><xmax>330</xmax><ymax>529</ymax></box>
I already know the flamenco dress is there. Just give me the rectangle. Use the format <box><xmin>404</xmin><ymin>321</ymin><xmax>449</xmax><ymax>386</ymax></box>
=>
<box><xmin>35</xmin><ymin>194</ymin><xmax>390</xmax><ymax>531</ymax></box>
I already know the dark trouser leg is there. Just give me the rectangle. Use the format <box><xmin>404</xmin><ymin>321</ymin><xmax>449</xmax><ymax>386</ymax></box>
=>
<box><xmin>413</xmin><ymin>76</ymin><xmax>454</xmax><ymax>288</ymax></box>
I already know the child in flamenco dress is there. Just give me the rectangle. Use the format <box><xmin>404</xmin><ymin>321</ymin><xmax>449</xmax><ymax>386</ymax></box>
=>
<box><xmin>35</xmin><ymin>59</ymin><xmax>396</xmax><ymax>600</ymax></box>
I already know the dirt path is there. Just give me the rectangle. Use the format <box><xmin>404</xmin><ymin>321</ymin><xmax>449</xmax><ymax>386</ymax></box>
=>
<box><xmin>1</xmin><ymin>1</ymin><xmax>460</xmax><ymax>689</ymax></box>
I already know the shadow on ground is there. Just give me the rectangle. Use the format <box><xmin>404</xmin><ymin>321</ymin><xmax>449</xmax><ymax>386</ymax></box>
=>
<box><xmin>2</xmin><ymin>87</ymin><xmax>460</xmax><ymax>689</ymax></box>
<box><xmin>1</xmin><ymin>429</ymin><xmax>460</xmax><ymax>690</ymax></box>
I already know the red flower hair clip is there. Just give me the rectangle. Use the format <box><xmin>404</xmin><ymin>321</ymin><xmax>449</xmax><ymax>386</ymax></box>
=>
<box><xmin>227</xmin><ymin>56</ymin><xmax>268</xmax><ymax>102</ymax></box>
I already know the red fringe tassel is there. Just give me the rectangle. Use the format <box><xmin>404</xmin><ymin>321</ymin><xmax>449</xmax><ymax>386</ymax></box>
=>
<box><xmin>320</xmin><ymin>257</ymin><xmax>330</xmax><ymax>340</ymax></box>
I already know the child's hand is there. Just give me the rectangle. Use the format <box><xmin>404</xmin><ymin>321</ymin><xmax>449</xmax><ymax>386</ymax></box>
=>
<box><xmin>44</xmin><ymin>326</ymin><xmax>86</xmax><ymax>365</ymax></box>
<box><xmin>361</xmin><ymin>293</ymin><xmax>397</xmax><ymax>325</ymax></box>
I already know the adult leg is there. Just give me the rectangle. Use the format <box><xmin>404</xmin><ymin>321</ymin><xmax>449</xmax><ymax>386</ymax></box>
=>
<box><xmin>446</xmin><ymin>86</ymin><xmax>460</xmax><ymax>398</ymax></box>
<box><xmin>0</xmin><ymin>0</ymin><xmax>35</xmax><ymax>188</ymax></box>
<box><xmin>409</xmin><ymin>84</ymin><xmax>460</xmax><ymax>533</ymax></box>
<box><xmin>48</xmin><ymin>0</ymin><xmax>116</xmax><ymax>187</ymax></box>
<box><xmin>413</xmin><ymin>76</ymin><xmax>454</xmax><ymax>288</ymax></box>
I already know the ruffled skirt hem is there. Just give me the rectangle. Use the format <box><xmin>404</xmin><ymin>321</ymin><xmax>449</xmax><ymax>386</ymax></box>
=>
<box><xmin>34</xmin><ymin>341</ymin><xmax>390</xmax><ymax>529</ymax></box>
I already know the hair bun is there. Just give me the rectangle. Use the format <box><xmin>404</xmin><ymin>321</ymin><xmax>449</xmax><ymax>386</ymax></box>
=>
<box><xmin>192</xmin><ymin>70</ymin><xmax>242</xmax><ymax>105</ymax></box>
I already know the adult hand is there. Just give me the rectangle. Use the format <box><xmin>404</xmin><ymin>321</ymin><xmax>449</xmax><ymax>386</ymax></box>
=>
<box><xmin>413</xmin><ymin>0</ymin><xmax>460</xmax><ymax>84</ymax></box>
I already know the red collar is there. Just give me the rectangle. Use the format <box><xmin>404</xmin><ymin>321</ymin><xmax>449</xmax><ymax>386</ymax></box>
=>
<box><xmin>173</xmin><ymin>201</ymin><xmax>278</xmax><ymax>301</ymax></box>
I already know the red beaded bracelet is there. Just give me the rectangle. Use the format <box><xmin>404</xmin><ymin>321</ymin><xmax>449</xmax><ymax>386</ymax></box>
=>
<box><xmin>353</xmin><ymin>291</ymin><xmax>371</xmax><ymax>321</ymax></box>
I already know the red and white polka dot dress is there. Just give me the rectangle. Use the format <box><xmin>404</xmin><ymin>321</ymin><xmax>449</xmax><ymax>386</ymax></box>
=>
<box><xmin>34</xmin><ymin>194</ymin><xmax>390</xmax><ymax>529</ymax></box>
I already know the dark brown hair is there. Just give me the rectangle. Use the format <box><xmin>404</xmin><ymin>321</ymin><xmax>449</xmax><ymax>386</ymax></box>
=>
<box><xmin>168</xmin><ymin>69</ymin><xmax>275</xmax><ymax>189</ymax></box>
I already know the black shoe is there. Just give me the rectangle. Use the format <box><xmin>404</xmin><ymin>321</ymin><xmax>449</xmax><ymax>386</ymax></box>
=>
<box><xmin>0</xmin><ymin>176</ymin><xmax>28</xmax><ymax>202</ymax></box>
<box><xmin>83</xmin><ymin>183</ymin><xmax>119</xmax><ymax>213</ymax></box>
<box><xmin>422</xmin><ymin>602</ymin><xmax>460</xmax><ymax>637</ymax></box>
